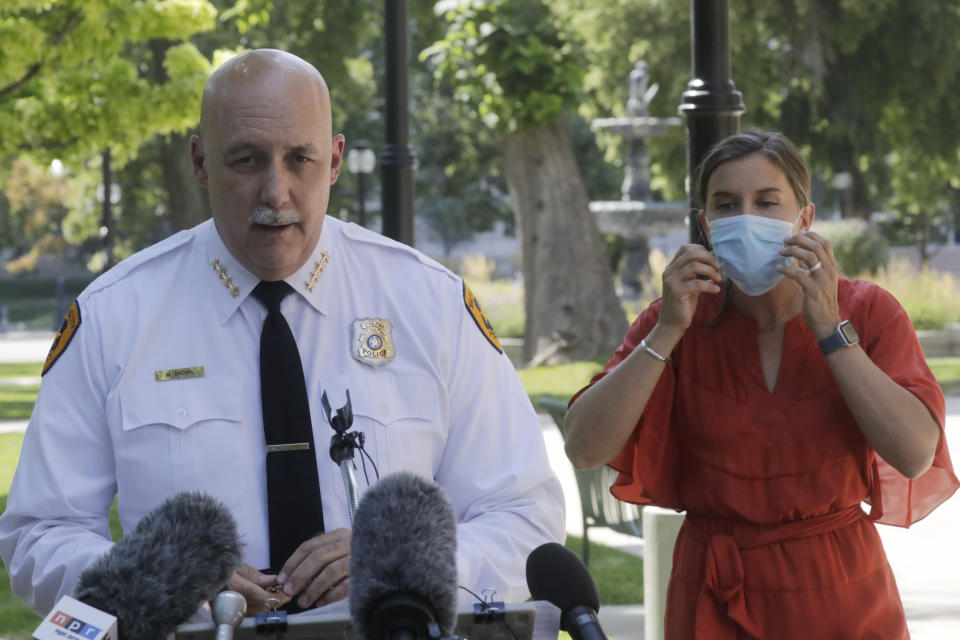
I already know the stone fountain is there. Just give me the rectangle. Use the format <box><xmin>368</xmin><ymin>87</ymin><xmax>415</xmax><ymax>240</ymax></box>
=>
<box><xmin>591</xmin><ymin>61</ymin><xmax>687</xmax><ymax>299</ymax></box>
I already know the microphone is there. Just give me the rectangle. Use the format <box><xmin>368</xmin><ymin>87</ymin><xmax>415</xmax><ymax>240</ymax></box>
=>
<box><xmin>526</xmin><ymin>542</ymin><xmax>607</xmax><ymax>640</ymax></box>
<box><xmin>212</xmin><ymin>590</ymin><xmax>247</xmax><ymax>640</ymax></box>
<box><xmin>323</xmin><ymin>389</ymin><xmax>364</xmax><ymax>522</ymax></box>
<box><xmin>350</xmin><ymin>472</ymin><xmax>458</xmax><ymax>640</ymax></box>
<box><xmin>69</xmin><ymin>491</ymin><xmax>242</xmax><ymax>640</ymax></box>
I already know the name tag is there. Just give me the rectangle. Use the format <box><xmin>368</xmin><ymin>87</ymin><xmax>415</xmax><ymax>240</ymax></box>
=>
<box><xmin>155</xmin><ymin>366</ymin><xmax>205</xmax><ymax>382</ymax></box>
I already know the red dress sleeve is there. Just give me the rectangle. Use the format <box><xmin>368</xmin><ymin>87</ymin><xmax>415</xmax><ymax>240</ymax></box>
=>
<box><xmin>568</xmin><ymin>299</ymin><xmax>684</xmax><ymax>510</ymax></box>
<box><xmin>857</xmin><ymin>283</ymin><xmax>959</xmax><ymax>527</ymax></box>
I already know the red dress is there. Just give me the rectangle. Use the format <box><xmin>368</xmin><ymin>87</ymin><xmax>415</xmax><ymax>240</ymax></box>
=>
<box><xmin>573</xmin><ymin>279</ymin><xmax>958</xmax><ymax>639</ymax></box>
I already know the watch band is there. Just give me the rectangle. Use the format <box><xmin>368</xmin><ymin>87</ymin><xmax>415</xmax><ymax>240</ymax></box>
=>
<box><xmin>818</xmin><ymin>320</ymin><xmax>859</xmax><ymax>356</ymax></box>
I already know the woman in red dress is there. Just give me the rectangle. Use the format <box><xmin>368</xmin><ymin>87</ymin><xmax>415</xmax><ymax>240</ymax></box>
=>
<box><xmin>564</xmin><ymin>129</ymin><xmax>958</xmax><ymax>639</ymax></box>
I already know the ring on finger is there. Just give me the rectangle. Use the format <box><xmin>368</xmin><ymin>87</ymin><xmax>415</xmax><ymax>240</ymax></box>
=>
<box><xmin>808</xmin><ymin>261</ymin><xmax>822</xmax><ymax>273</ymax></box>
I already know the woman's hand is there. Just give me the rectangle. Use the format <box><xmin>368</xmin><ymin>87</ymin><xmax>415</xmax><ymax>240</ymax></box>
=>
<box><xmin>659</xmin><ymin>244</ymin><xmax>722</xmax><ymax>333</ymax></box>
<box><xmin>778</xmin><ymin>230</ymin><xmax>840</xmax><ymax>339</ymax></box>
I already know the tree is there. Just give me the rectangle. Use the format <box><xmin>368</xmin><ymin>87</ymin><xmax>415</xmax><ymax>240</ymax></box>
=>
<box><xmin>426</xmin><ymin>0</ymin><xmax>628</xmax><ymax>364</ymax></box>
<box><xmin>0</xmin><ymin>0</ymin><xmax>219</xmax><ymax>163</ymax></box>
<box><xmin>0</xmin><ymin>0</ymin><xmax>224</xmax><ymax>271</ymax></box>
<box><xmin>557</xmin><ymin>0</ymin><xmax>960</xmax><ymax>256</ymax></box>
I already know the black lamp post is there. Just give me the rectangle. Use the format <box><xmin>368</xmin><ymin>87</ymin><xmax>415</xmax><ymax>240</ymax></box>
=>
<box><xmin>381</xmin><ymin>0</ymin><xmax>416</xmax><ymax>246</ymax></box>
<box><xmin>679</xmin><ymin>0</ymin><xmax>745</xmax><ymax>244</ymax></box>
<box><xmin>98</xmin><ymin>147</ymin><xmax>119</xmax><ymax>270</ymax></box>
<box><xmin>347</xmin><ymin>141</ymin><xmax>376</xmax><ymax>228</ymax></box>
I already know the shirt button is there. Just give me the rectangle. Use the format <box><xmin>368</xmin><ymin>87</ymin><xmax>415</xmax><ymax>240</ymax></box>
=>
<box><xmin>176</xmin><ymin>407</ymin><xmax>188</xmax><ymax>419</ymax></box>
<box><xmin>378</xmin><ymin>404</ymin><xmax>389</xmax><ymax>417</ymax></box>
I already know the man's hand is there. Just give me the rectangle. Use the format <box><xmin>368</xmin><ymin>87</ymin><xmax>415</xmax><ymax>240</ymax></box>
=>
<box><xmin>227</xmin><ymin>564</ymin><xmax>291</xmax><ymax>616</ymax></box>
<box><xmin>277</xmin><ymin>528</ymin><xmax>351</xmax><ymax>610</ymax></box>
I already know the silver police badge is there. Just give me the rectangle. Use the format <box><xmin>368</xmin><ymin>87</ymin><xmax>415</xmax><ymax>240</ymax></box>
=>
<box><xmin>352</xmin><ymin>318</ymin><xmax>396</xmax><ymax>367</ymax></box>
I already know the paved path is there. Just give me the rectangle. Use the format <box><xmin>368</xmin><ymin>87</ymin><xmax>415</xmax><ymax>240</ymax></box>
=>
<box><xmin>0</xmin><ymin>331</ymin><xmax>54</xmax><ymax>363</ymax></box>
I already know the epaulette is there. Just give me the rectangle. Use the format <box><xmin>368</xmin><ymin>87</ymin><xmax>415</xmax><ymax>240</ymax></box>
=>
<box><xmin>338</xmin><ymin>220</ymin><xmax>458</xmax><ymax>284</ymax></box>
<box><xmin>80</xmin><ymin>226</ymin><xmax>197</xmax><ymax>300</ymax></box>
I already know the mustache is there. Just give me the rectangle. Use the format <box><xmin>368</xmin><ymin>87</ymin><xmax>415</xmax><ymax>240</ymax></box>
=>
<box><xmin>249</xmin><ymin>207</ymin><xmax>300</xmax><ymax>225</ymax></box>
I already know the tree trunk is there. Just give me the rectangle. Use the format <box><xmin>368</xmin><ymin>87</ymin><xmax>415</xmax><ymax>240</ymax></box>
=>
<box><xmin>159</xmin><ymin>132</ymin><xmax>210</xmax><ymax>230</ymax></box>
<box><xmin>502</xmin><ymin>121</ymin><xmax>627</xmax><ymax>364</ymax></box>
<box><xmin>150</xmin><ymin>39</ymin><xmax>209</xmax><ymax>231</ymax></box>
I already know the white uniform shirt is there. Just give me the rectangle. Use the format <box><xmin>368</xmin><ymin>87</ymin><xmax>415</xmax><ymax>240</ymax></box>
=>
<box><xmin>0</xmin><ymin>217</ymin><xmax>565</xmax><ymax>614</ymax></box>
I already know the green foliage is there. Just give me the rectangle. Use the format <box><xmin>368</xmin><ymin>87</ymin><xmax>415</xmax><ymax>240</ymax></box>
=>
<box><xmin>869</xmin><ymin>258</ymin><xmax>960</xmax><ymax>330</ymax></box>
<box><xmin>814</xmin><ymin>219</ymin><xmax>889</xmax><ymax>276</ymax></box>
<box><xmin>412</xmin><ymin>73</ymin><xmax>512</xmax><ymax>254</ymax></box>
<box><xmin>1</xmin><ymin>156</ymin><xmax>101</xmax><ymax>272</ymax></box>
<box><xmin>0</xmin><ymin>0</ymin><xmax>218</xmax><ymax>163</ymax></box>
<box><xmin>554</xmin><ymin>1</ymin><xmax>960</xmax><ymax>236</ymax></box>
<box><xmin>424</xmin><ymin>0</ymin><xmax>587</xmax><ymax>133</ymax></box>
<box><xmin>554</xmin><ymin>0</ymin><xmax>690</xmax><ymax>202</ymax></box>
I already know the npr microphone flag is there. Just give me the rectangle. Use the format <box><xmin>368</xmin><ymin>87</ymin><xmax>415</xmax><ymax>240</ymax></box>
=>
<box><xmin>34</xmin><ymin>595</ymin><xmax>117</xmax><ymax>640</ymax></box>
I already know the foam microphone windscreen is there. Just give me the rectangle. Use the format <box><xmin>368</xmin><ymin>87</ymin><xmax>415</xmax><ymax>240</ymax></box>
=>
<box><xmin>73</xmin><ymin>491</ymin><xmax>242</xmax><ymax>640</ymax></box>
<box><xmin>349</xmin><ymin>472</ymin><xmax>458</xmax><ymax>638</ymax></box>
<box><xmin>526</xmin><ymin>542</ymin><xmax>600</xmax><ymax>614</ymax></box>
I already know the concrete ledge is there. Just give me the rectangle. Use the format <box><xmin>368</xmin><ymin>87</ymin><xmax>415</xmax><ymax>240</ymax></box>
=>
<box><xmin>918</xmin><ymin>325</ymin><xmax>960</xmax><ymax>358</ymax></box>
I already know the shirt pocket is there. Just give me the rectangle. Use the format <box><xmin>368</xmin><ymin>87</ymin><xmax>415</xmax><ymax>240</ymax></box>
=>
<box><xmin>117</xmin><ymin>377</ymin><xmax>245</xmax><ymax>509</ymax></box>
<box><xmin>318</xmin><ymin>374</ymin><xmax>440</xmax><ymax>501</ymax></box>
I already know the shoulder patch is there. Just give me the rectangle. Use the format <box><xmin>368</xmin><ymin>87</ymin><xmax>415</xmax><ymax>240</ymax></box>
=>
<box><xmin>43</xmin><ymin>300</ymin><xmax>82</xmax><ymax>376</ymax></box>
<box><xmin>463</xmin><ymin>282</ymin><xmax>503</xmax><ymax>354</ymax></box>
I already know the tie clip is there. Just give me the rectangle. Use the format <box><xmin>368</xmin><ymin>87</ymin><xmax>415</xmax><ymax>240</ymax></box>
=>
<box><xmin>266</xmin><ymin>443</ymin><xmax>310</xmax><ymax>453</ymax></box>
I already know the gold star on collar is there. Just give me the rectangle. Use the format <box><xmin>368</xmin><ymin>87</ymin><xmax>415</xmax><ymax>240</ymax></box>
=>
<box><xmin>305</xmin><ymin>252</ymin><xmax>331</xmax><ymax>292</ymax></box>
<box><xmin>211</xmin><ymin>259</ymin><xmax>240</xmax><ymax>297</ymax></box>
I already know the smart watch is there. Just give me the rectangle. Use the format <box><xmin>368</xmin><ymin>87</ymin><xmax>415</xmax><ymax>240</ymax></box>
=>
<box><xmin>818</xmin><ymin>320</ymin><xmax>859</xmax><ymax>356</ymax></box>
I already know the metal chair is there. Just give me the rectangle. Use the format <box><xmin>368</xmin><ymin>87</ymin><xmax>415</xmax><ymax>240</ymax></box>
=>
<box><xmin>537</xmin><ymin>395</ymin><xmax>643</xmax><ymax>566</ymax></box>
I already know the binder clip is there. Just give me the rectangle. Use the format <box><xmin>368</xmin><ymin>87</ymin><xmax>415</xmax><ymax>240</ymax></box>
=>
<box><xmin>472</xmin><ymin>589</ymin><xmax>505</xmax><ymax>623</ymax></box>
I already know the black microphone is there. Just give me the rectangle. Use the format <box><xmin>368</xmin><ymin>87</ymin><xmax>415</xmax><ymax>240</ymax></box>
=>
<box><xmin>526</xmin><ymin>542</ymin><xmax>607</xmax><ymax>640</ymax></box>
<box><xmin>71</xmin><ymin>491</ymin><xmax>243</xmax><ymax>640</ymax></box>
<box><xmin>350</xmin><ymin>472</ymin><xmax>458</xmax><ymax>640</ymax></box>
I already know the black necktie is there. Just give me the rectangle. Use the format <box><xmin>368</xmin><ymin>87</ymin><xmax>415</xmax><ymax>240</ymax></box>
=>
<box><xmin>253</xmin><ymin>281</ymin><xmax>324</xmax><ymax>571</ymax></box>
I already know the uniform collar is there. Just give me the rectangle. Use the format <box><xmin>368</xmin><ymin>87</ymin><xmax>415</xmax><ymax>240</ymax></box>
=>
<box><xmin>204</xmin><ymin>217</ymin><xmax>337</xmax><ymax>324</ymax></box>
<box><xmin>287</xmin><ymin>220</ymin><xmax>336</xmax><ymax>316</ymax></box>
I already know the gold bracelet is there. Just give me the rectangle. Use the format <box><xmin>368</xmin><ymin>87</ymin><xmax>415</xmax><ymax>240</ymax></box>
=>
<box><xmin>639</xmin><ymin>338</ymin><xmax>670</xmax><ymax>363</ymax></box>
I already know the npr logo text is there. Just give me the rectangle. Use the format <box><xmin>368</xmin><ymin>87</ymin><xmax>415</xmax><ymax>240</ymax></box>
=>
<box><xmin>50</xmin><ymin>610</ymin><xmax>103</xmax><ymax>639</ymax></box>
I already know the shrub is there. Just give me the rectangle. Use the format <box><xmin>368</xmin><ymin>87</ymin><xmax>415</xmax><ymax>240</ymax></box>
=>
<box><xmin>867</xmin><ymin>258</ymin><xmax>960</xmax><ymax>330</ymax></box>
<box><xmin>814</xmin><ymin>219</ymin><xmax>889</xmax><ymax>276</ymax></box>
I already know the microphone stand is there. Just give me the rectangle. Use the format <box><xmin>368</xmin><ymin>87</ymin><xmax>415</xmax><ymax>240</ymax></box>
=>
<box><xmin>323</xmin><ymin>390</ymin><xmax>363</xmax><ymax>523</ymax></box>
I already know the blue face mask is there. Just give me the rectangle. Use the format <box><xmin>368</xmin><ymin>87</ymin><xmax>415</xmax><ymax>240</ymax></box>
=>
<box><xmin>708</xmin><ymin>213</ymin><xmax>801</xmax><ymax>296</ymax></box>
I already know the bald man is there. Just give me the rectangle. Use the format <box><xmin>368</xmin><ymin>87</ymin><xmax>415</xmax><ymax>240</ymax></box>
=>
<box><xmin>0</xmin><ymin>49</ymin><xmax>564</xmax><ymax>618</ymax></box>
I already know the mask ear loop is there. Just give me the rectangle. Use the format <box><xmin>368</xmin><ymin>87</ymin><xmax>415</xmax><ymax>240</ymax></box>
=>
<box><xmin>794</xmin><ymin>203</ymin><xmax>814</xmax><ymax>234</ymax></box>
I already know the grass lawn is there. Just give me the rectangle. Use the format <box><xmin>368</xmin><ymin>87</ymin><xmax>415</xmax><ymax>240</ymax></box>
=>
<box><xmin>0</xmin><ymin>495</ymin><xmax>42</xmax><ymax>639</ymax></box>
<box><xmin>518</xmin><ymin>361</ymin><xmax>604</xmax><ymax>411</ymax></box>
<box><xmin>0</xmin><ymin>364</ymin><xmax>43</xmax><ymax>378</ymax></box>
<box><xmin>929</xmin><ymin>357</ymin><xmax>960</xmax><ymax>396</ymax></box>
<box><xmin>0</xmin><ymin>386</ymin><xmax>40</xmax><ymax>420</ymax></box>
<box><xmin>563</xmin><ymin>535</ymin><xmax>643</xmax><ymax>605</ymax></box>
<box><xmin>0</xmin><ymin>362</ymin><xmax>43</xmax><ymax>421</ymax></box>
